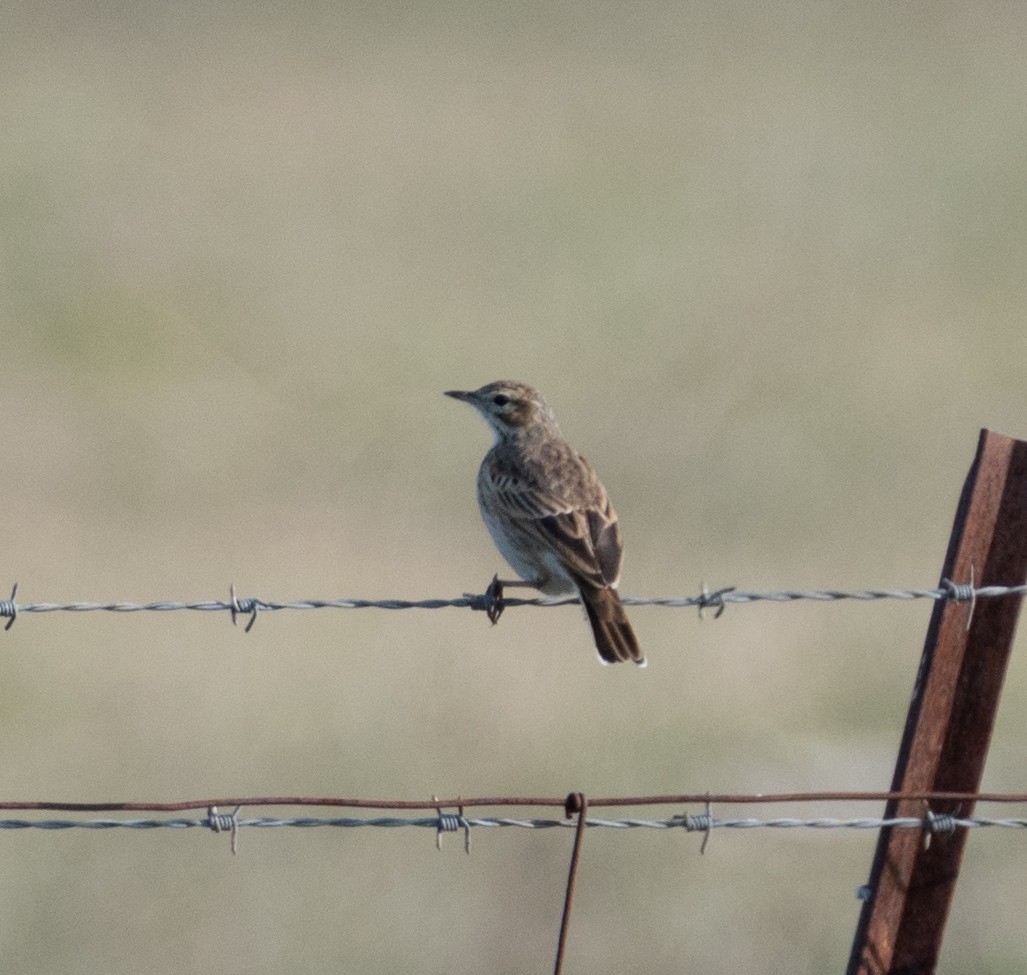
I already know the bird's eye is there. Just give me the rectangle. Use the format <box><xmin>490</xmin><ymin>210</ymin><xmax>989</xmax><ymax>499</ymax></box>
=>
<box><xmin>492</xmin><ymin>394</ymin><xmax>510</xmax><ymax>406</ymax></box>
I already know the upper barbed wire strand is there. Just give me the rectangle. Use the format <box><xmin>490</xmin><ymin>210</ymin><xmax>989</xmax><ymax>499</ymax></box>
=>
<box><xmin>0</xmin><ymin>582</ymin><xmax>1023</xmax><ymax>625</ymax></box>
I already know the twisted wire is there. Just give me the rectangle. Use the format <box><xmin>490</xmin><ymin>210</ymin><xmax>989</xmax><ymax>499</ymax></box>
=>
<box><xmin>0</xmin><ymin>582</ymin><xmax>1022</xmax><ymax>629</ymax></box>
<box><xmin>1</xmin><ymin>813</ymin><xmax>1025</xmax><ymax>832</ymax></box>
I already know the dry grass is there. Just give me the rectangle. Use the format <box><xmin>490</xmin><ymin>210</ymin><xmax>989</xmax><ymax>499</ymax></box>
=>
<box><xmin>2</xmin><ymin>2</ymin><xmax>1026</xmax><ymax>971</ymax></box>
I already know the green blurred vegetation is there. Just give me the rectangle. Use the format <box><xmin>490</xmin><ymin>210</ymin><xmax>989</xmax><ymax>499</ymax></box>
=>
<box><xmin>1</xmin><ymin>2</ymin><xmax>1026</xmax><ymax>972</ymax></box>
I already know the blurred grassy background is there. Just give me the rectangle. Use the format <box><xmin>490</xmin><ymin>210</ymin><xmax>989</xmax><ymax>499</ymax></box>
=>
<box><xmin>2</xmin><ymin>1</ymin><xmax>1026</xmax><ymax>972</ymax></box>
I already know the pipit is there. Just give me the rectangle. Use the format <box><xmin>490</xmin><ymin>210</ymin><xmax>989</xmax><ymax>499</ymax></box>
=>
<box><xmin>445</xmin><ymin>380</ymin><xmax>644</xmax><ymax>666</ymax></box>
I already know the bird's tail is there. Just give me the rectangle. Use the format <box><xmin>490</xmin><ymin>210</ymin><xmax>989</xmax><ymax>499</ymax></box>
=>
<box><xmin>579</xmin><ymin>587</ymin><xmax>645</xmax><ymax>666</ymax></box>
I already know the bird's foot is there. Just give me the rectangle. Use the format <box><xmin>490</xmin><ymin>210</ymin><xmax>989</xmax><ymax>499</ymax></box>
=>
<box><xmin>485</xmin><ymin>574</ymin><xmax>505</xmax><ymax>625</ymax></box>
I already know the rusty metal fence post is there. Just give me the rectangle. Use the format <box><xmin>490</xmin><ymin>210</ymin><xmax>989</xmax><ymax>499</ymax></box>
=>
<box><xmin>847</xmin><ymin>429</ymin><xmax>1027</xmax><ymax>974</ymax></box>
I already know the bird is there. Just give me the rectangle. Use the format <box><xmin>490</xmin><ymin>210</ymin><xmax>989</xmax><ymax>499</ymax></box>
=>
<box><xmin>444</xmin><ymin>380</ymin><xmax>644</xmax><ymax>666</ymax></box>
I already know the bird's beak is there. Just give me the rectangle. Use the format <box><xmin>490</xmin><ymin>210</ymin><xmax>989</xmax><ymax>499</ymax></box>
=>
<box><xmin>444</xmin><ymin>390</ymin><xmax>475</xmax><ymax>402</ymax></box>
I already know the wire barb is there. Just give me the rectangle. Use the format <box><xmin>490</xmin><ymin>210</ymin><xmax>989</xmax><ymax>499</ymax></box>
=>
<box><xmin>0</xmin><ymin>582</ymin><xmax>17</xmax><ymax>631</ymax></box>
<box><xmin>696</xmin><ymin>585</ymin><xmax>735</xmax><ymax>621</ymax></box>
<box><xmin>207</xmin><ymin>805</ymin><xmax>241</xmax><ymax>854</ymax></box>
<box><xmin>683</xmin><ymin>795</ymin><xmax>715</xmax><ymax>853</ymax></box>
<box><xmin>433</xmin><ymin>796</ymin><xmax>471</xmax><ymax>852</ymax></box>
<box><xmin>940</xmin><ymin>578</ymin><xmax>975</xmax><ymax>604</ymax></box>
<box><xmin>941</xmin><ymin>566</ymin><xmax>977</xmax><ymax>631</ymax></box>
<box><xmin>229</xmin><ymin>584</ymin><xmax>259</xmax><ymax>632</ymax></box>
<box><xmin>922</xmin><ymin>807</ymin><xmax>958</xmax><ymax>850</ymax></box>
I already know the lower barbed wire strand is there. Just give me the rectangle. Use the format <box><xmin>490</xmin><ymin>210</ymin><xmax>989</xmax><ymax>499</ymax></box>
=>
<box><xmin>2</xmin><ymin>815</ymin><xmax>1026</xmax><ymax>832</ymax></box>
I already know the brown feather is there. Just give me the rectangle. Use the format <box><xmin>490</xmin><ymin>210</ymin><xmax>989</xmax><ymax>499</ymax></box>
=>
<box><xmin>580</xmin><ymin>587</ymin><xmax>644</xmax><ymax>664</ymax></box>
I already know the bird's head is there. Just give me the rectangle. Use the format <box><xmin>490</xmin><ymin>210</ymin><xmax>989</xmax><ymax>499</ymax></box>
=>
<box><xmin>444</xmin><ymin>380</ymin><xmax>558</xmax><ymax>442</ymax></box>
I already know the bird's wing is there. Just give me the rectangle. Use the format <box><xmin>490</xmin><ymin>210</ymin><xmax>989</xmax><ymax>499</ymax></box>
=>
<box><xmin>485</xmin><ymin>469</ymin><xmax>623</xmax><ymax>589</ymax></box>
<box><xmin>539</xmin><ymin>506</ymin><xmax>623</xmax><ymax>588</ymax></box>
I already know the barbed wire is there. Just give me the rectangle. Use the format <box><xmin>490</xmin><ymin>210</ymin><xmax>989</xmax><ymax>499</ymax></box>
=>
<box><xmin>8</xmin><ymin>797</ymin><xmax>1018</xmax><ymax>970</ymax></box>
<box><xmin>2</xmin><ymin>794</ymin><xmax>1025</xmax><ymax>852</ymax></box>
<box><xmin>2</xmin><ymin>811</ymin><xmax>1024</xmax><ymax>840</ymax></box>
<box><xmin>0</xmin><ymin>580</ymin><xmax>1023</xmax><ymax>631</ymax></box>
